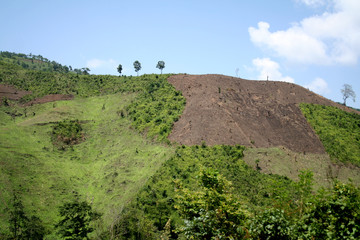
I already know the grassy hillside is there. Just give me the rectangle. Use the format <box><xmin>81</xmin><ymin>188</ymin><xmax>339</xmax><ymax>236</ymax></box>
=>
<box><xmin>0</xmin><ymin>58</ymin><xmax>186</xmax><ymax>238</ymax></box>
<box><xmin>300</xmin><ymin>103</ymin><xmax>360</xmax><ymax>166</ymax></box>
<box><xmin>0</xmin><ymin>93</ymin><xmax>176</xmax><ymax>236</ymax></box>
<box><xmin>0</xmin><ymin>51</ymin><xmax>88</xmax><ymax>74</ymax></box>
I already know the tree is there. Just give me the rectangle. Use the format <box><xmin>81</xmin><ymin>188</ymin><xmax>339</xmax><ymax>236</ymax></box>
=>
<box><xmin>9</xmin><ymin>193</ymin><xmax>28</xmax><ymax>239</ymax></box>
<box><xmin>117</xmin><ymin>64</ymin><xmax>123</xmax><ymax>76</ymax></box>
<box><xmin>175</xmin><ymin>168</ymin><xmax>247</xmax><ymax>239</ymax></box>
<box><xmin>341</xmin><ymin>84</ymin><xmax>356</xmax><ymax>106</ymax></box>
<box><xmin>55</xmin><ymin>200</ymin><xmax>101</xmax><ymax>240</ymax></box>
<box><xmin>133</xmin><ymin>60</ymin><xmax>141</xmax><ymax>76</ymax></box>
<box><xmin>156</xmin><ymin>61</ymin><xmax>165</xmax><ymax>74</ymax></box>
<box><xmin>8</xmin><ymin>193</ymin><xmax>45</xmax><ymax>240</ymax></box>
<box><xmin>81</xmin><ymin>67</ymin><xmax>91</xmax><ymax>75</ymax></box>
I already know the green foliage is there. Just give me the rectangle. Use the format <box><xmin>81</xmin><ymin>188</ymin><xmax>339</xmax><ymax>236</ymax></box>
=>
<box><xmin>0</xmin><ymin>51</ymin><xmax>86</xmax><ymax>74</ymax></box>
<box><xmin>55</xmin><ymin>200</ymin><xmax>101</xmax><ymax>240</ymax></box>
<box><xmin>110</xmin><ymin>207</ymin><xmax>159</xmax><ymax>240</ymax></box>
<box><xmin>2</xmin><ymin>97</ymin><xmax>10</xmax><ymax>106</ymax></box>
<box><xmin>125</xmin><ymin>75</ymin><xmax>186</xmax><ymax>142</ymax></box>
<box><xmin>300</xmin><ymin>103</ymin><xmax>360</xmax><ymax>165</ymax></box>
<box><xmin>175</xmin><ymin>168</ymin><xmax>248</xmax><ymax>239</ymax></box>
<box><xmin>296</xmin><ymin>181</ymin><xmax>360</xmax><ymax>239</ymax></box>
<box><xmin>249</xmin><ymin>208</ymin><xmax>293</xmax><ymax>240</ymax></box>
<box><xmin>122</xmin><ymin>145</ymin><xmax>298</xmax><ymax>238</ymax></box>
<box><xmin>8</xmin><ymin>193</ymin><xmax>45</xmax><ymax>240</ymax></box>
<box><xmin>52</xmin><ymin>119</ymin><xmax>84</xmax><ymax>146</ymax></box>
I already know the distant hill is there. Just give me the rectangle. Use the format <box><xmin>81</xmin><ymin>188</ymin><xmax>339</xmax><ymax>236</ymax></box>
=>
<box><xmin>0</xmin><ymin>51</ymin><xmax>90</xmax><ymax>74</ymax></box>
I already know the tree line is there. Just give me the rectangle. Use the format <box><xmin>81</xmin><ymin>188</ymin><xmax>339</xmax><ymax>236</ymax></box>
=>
<box><xmin>0</xmin><ymin>51</ymin><xmax>90</xmax><ymax>75</ymax></box>
<box><xmin>117</xmin><ymin>60</ymin><xmax>165</xmax><ymax>76</ymax></box>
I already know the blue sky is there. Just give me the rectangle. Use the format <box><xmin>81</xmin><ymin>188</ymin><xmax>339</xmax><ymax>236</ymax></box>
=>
<box><xmin>1</xmin><ymin>0</ymin><xmax>359</xmax><ymax>108</ymax></box>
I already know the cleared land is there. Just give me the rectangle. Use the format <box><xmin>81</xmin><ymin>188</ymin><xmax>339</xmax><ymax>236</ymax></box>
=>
<box><xmin>168</xmin><ymin>74</ymin><xmax>357</xmax><ymax>153</ymax></box>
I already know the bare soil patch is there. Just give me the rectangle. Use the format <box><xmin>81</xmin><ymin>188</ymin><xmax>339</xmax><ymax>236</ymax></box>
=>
<box><xmin>23</xmin><ymin>94</ymin><xmax>73</xmax><ymax>106</ymax></box>
<box><xmin>0</xmin><ymin>84</ymin><xmax>73</xmax><ymax>106</ymax></box>
<box><xmin>0</xmin><ymin>84</ymin><xmax>31</xmax><ymax>101</ymax></box>
<box><xmin>168</xmin><ymin>74</ymin><xmax>357</xmax><ymax>153</ymax></box>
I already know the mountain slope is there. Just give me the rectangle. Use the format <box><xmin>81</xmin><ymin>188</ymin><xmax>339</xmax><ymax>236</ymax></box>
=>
<box><xmin>0</xmin><ymin>93</ymin><xmax>175</xmax><ymax>234</ymax></box>
<box><xmin>168</xmin><ymin>74</ymin><xmax>357</xmax><ymax>153</ymax></box>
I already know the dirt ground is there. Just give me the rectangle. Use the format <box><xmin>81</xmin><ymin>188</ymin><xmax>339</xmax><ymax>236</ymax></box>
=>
<box><xmin>23</xmin><ymin>94</ymin><xmax>74</xmax><ymax>106</ymax></box>
<box><xmin>0</xmin><ymin>84</ymin><xmax>73</xmax><ymax>106</ymax></box>
<box><xmin>168</xmin><ymin>74</ymin><xmax>357</xmax><ymax>153</ymax></box>
<box><xmin>0</xmin><ymin>84</ymin><xmax>31</xmax><ymax>101</ymax></box>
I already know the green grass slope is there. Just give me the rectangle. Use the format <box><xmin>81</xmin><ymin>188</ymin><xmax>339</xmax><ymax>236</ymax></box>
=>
<box><xmin>0</xmin><ymin>93</ymin><xmax>175</xmax><ymax>236</ymax></box>
<box><xmin>300</xmin><ymin>103</ymin><xmax>360</xmax><ymax>166</ymax></box>
<box><xmin>0</xmin><ymin>59</ymin><xmax>186</xmax><ymax>237</ymax></box>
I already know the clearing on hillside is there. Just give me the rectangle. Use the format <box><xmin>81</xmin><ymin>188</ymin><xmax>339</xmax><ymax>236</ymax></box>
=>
<box><xmin>168</xmin><ymin>74</ymin><xmax>358</xmax><ymax>153</ymax></box>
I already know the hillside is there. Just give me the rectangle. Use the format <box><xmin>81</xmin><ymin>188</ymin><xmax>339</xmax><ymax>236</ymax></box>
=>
<box><xmin>168</xmin><ymin>74</ymin><xmax>358</xmax><ymax>153</ymax></box>
<box><xmin>0</xmin><ymin>56</ymin><xmax>360</xmax><ymax>239</ymax></box>
<box><xmin>0</xmin><ymin>51</ymin><xmax>89</xmax><ymax>74</ymax></box>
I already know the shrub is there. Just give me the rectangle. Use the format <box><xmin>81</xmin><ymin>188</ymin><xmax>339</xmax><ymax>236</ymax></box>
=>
<box><xmin>52</xmin><ymin>119</ymin><xmax>84</xmax><ymax>147</ymax></box>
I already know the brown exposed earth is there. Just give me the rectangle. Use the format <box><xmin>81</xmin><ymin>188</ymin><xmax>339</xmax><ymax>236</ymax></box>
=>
<box><xmin>168</xmin><ymin>74</ymin><xmax>357</xmax><ymax>154</ymax></box>
<box><xmin>0</xmin><ymin>84</ymin><xmax>31</xmax><ymax>101</ymax></box>
<box><xmin>0</xmin><ymin>84</ymin><xmax>73</xmax><ymax>106</ymax></box>
<box><xmin>23</xmin><ymin>94</ymin><xmax>74</xmax><ymax>106</ymax></box>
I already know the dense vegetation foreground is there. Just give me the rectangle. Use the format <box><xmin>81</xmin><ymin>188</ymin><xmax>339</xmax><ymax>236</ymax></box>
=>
<box><xmin>0</xmin><ymin>53</ymin><xmax>360</xmax><ymax>239</ymax></box>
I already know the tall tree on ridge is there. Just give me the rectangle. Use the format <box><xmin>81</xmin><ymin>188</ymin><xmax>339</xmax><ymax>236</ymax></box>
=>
<box><xmin>341</xmin><ymin>84</ymin><xmax>356</xmax><ymax>106</ymax></box>
<box><xmin>133</xmin><ymin>60</ymin><xmax>141</xmax><ymax>76</ymax></box>
<box><xmin>156</xmin><ymin>61</ymin><xmax>165</xmax><ymax>74</ymax></box>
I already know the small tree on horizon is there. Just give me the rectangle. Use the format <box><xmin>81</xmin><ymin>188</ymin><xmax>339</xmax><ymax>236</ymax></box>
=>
<box><xmin>117</xmin><ymin>64</ymin><xmax>123</xmax><ymax>76</ymax></box>
<box><xmin>133</xmin><ymin>60</ymin><xmax>141</xmax><ymax>76</ymax></box>
<box><xmin>341</xmin><ymin>84</ymin><xmax>356</xmax><ymax>106</ymax></box>
<box><xmin>81</xmin><ymin>67</ymin><xmax>90</xmax><ymax>75</ymax></box>
<box><xmin>156</xmin><ymin>60</ymin><xmax>165</xmax><ymax>74</ymax></box>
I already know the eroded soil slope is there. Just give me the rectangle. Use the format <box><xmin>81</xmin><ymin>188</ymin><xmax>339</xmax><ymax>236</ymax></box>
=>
<box><xmin>168</xmin><ymin>74</ymin><xmax>355</xmax><ymax>153</ymax></box>
<box><xmin>0</xmin><ymin>84</ymin><xmax>30</xmax><ymax>101</ymax></box>
<box><xmin>0</xmin><ymin>84</ymin><xmax>73</xmax><ymax>105</ymax></box>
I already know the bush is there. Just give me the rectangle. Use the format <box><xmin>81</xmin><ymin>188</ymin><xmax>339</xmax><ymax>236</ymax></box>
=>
<box><xmin>52</xmin><ymin>119</ymin><xmax>84</xmax><ymax>147</ymax></box>
<box><xmin>296</xmin><ymin>182</ymin><xmax>360</xmax><ymax>239</ymax></box>
<box><xmin>249</xmin><ymin>208</ymin><xmax>293</xmax><ymax>240</ymax></box>
<box><xmin>55</xmin><ymin>200</ymin><xmax>101</xmax><ymax>240</ymax></box>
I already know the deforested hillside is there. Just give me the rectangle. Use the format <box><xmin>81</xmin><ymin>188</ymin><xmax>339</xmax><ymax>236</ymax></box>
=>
<box><xmin>1</xmin><ymin>55</ymin><xmax>360</xmax><ymax>239</ymax></box>
<box><xmin>168</xmin><ymin>74</ymin><xmax>358</xmax><ymax>153</ymax></box>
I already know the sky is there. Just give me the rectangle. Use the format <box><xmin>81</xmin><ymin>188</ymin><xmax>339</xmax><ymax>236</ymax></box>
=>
<box><xmin>1</xmin><ymin>0</ymin><xmax>360</xmax><ymax>108</ymax></box>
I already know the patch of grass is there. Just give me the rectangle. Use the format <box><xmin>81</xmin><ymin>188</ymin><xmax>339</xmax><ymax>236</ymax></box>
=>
<box><xmin>0</xmin><ymin>93</ymin><xmax>174</xmax><ymax>236</ymax></box>
<box><xmin>243</xmin><ymin>147</ymin><xmax>360</xmax><ymax>190</ymax></box>
<box><xmin>300</xmin><ymin>103</ymin><xmax>360</xmax><ymax>166</ymax></box>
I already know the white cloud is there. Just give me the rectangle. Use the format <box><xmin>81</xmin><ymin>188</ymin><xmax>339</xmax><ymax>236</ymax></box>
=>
<box><xmin>249</xmin><ymin>0</ymin><xmax>360</xmax><ymax>65</ymax></box>
<box><xmin>296</xmin><ymin>0</ymin><xmax>327</xmax><ymax>7</ymax></box>
<box><xmin>305</xmin><ymin>77</ymin><xmax>330</xmax><ymax>94</ymax></box>
<box><xmin>86</xmin><ymin>58</ymin><xmax>117</xmax><ymax>70</ymax></box>
<box><xmin>252</xmin><ymin>58</ymin><xmax>295</xmax><ymax>83</ymax></box>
